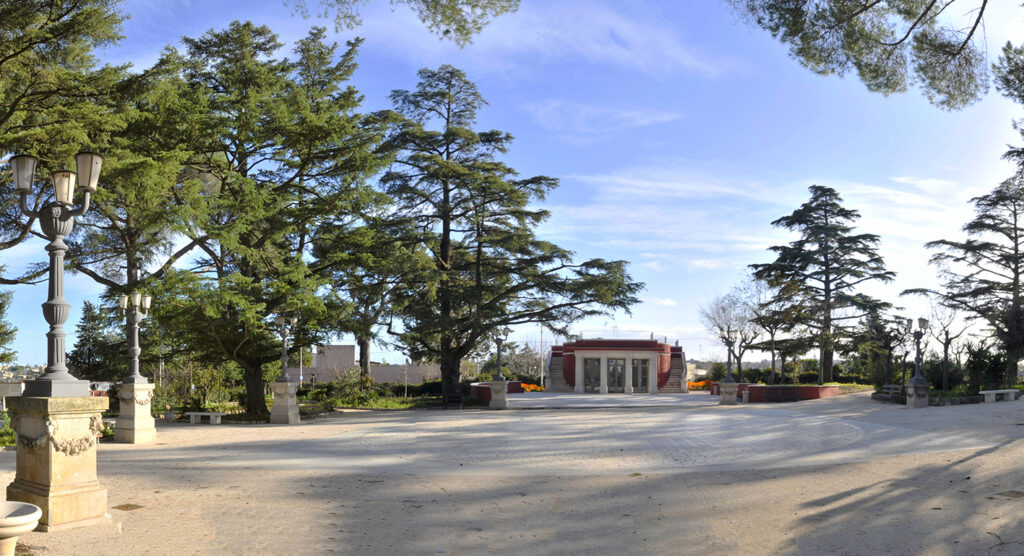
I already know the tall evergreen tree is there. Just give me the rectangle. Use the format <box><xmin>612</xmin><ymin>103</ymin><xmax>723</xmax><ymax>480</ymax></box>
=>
<box><xmin>383</xmin><ymin>65</ymin><xmax>642</xmax><ymax>401</ymax></box>
<box><xmin>0</xmin><ymin>280</ymin><xmax>15</xmax><ymax>365</ymax></box>
<box><xmin>907</xmin><ymin>178</ymin><xmax>1024</xmax><ymax>384</ymax></box>
<box><xmin>151</xmin><ymin>23</ymin><xmax>390</xmax><ymax>414</ymax></box>
<box><xmin>67</xmin><ymin>300</ymin><xmax>123</xmax><ymax>381</ymax></box>
<box><xmin>1</xmin><ymin>0</ymin><xmax>127</xmax><ymax>283</ymax></box>
<box><xmin>752</xmin><ymin>185</ymin><xmax>894</xmax><ymax>384</ymax></box>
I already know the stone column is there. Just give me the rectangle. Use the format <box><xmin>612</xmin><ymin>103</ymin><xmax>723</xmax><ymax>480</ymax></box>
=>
<box><xmin>6</xmin><ymin>396</ymin><xmax>108</xmax><ymax>531</ymax></box>
<box><xmin>114</xmin><ymin>382</ymin><xmax>155</xmax><ymax>444</ymax></box>
<box><xmin>270</xmin><ymin>382</ymin><xmax>300</xmax><ymax>424</ymax></box>
<box><xmin>489</xmin><ymin>380</ymin><xmax>508</xmax><ymax>409</ymax></box>
<box><xmin>649</xmin><ymin>356</ymin><xmax>658</xmax><ymax>394</ymax></box>
<box><xmin>906</xmin><ymin>380</ymin><xmax>929</xmax><ymax>408</ymax></box>
<box><xmin>719</xmin><ymin>382</ymin><xmax>739</xmax><ymax>405</ymax></box>
<box><xmin>624</xmin><ymin>356</ymin><xmax>633</xmax><ymax>394</ymax></box>
<box><xmin>599</xmin><ymin>355</ymin><xmax>608</xmax><ymax>394</ymax></box>
<box><xmin>574</xmin><ymin>356</ymin><xmax>583</xmax><ymax>393</ymax></box>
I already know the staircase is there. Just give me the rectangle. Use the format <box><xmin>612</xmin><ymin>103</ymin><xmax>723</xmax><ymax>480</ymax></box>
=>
<box><xmin>660</xmin><ymin>357</ymin><xmax>686</xmax><ymax>393</ymax></box>
<box><xmin>546</xmin><ymin>356</ymin><xmax>572</xmax><ymax>392</ymax></box>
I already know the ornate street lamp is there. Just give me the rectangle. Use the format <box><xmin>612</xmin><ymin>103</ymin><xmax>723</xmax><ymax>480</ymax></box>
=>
<box><xmin>910</xmin><ymin>317</ymin><xmax>930</xmax><ymax>386</ymax></box>
<box><xmin>275</xmin><ymin>316</ymin><xmax>297</xmax><ymax>382</ymax></box>
<box><xmin>494</xmin><ymin>327</ymin><xmax>511</xmax><ymax>381</ymax></box>
<box><xmin>119</xmin><ymin>292</ymin><xmax>152</xmax><ymax>383</ymax></box>
<box><xmin>9</xmin><ymin>152</ymin><xmax>102</xmax><ymax>397</ymax></box>
<box><xmin>723</xmin><ymin>329</ymin><xmax>737</xmax><ymax>384</ymax></box>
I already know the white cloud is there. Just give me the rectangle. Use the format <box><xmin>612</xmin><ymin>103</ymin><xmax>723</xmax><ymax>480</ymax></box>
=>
<box><xmin>521</xmin><ymin>100</ymin><xmax>682</xmax><ymax>142</ymax></box>
<box><xmin>360</xmin><ymin>1</ymin><xmax>737</xmax><ymax>78</ymax></box>
<box><xmin>649</xmin><ymin>297</ymin><xmax>677</xmax><ymax>306</ymax></box>
<box><xmin>642</xmin><ymin>261</ymin><xmax>665</xmax><ymax>272</ymax></box>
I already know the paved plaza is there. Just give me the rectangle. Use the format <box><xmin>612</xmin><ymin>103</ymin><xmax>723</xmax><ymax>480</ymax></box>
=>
<box><xmin>5</xmin><ymin>391</ymin><xmax>1024</xmax><ymax>554</ymax></box>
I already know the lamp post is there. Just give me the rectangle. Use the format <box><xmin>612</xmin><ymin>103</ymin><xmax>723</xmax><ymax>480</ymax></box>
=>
<box><xmin>906</xmin><ymin>317</ymin><xmax>930</xmax><ymax>408</ymax></box>
<box><xmin>494</xmin><ymin>327</ymin><xmax>511</xmax><ymax>381</ymax></box>
<box><xmin>270</xmin><ymin>315</ymin><xmax>300</xmax><ymax>424</ymax></box>
<box><xmin>719</xmin><ymin>329</ymin><xmax>740</xmax><ymax>405</ymax></box>
<box><xmin>115</xmin><ymin>292</ymin><xmax>157</xmax><ymax>444</ymax></box>
<box><xmin>723</xmin><ymin>329</ymin><xmax>737</xmax><ymax>384</ymax></box>
<box><xmin>10</xmin><ymin>152</ymin><xmax>102</xmax><ymax>397</ymax></box>
<box><xmin>119</xmin><ymin>292</ymin><xmax>152</xmax><ymax>383</ymax></box>
<box><xmin>275</xmin><ymin>316</ymin><xmax>297</xmax><ymax>382</ymax></box>
<box><xmin>489</xmin><ymin>327</ymin><xmax>512</xmax><ymax>409</ymax></box>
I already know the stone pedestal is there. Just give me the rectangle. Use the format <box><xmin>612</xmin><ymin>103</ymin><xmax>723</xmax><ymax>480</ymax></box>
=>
<box><xmin>719</xmin><ymin>382</ymin><xmax>738</xmax><ymax>405</ymax></box>
<box><xmin>906</xmin><ymin>380</ymin><xmax>929</xmax><ymax>408</ymax></box>
<box><xmin>270</xmin><ymin>381</ymin><xmax>300</xmax><ymax>424</ymax></box>
<box><xmin>5</xmin><ymin>396</ymin><xmax>108</xmax><ymax>531</ymax></box>
<box><xmin>114</xmin><ymin>382</ymin><xmax>155</xmax><ymax>444</ymax></box>
<box><xmin>489</xmin><ymin>380</ymin><xmax>508</xmax><ymax>410</ymax></box>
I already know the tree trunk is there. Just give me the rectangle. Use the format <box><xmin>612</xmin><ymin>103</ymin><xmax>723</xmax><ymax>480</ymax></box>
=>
<box><xmin>735</xmin><ymin>354</ymin><xmax>744</xmax><ymax>382</ymax></box>
<box><xmin>821</xmin><ymin>346</ymin><xmax>833</xmax><ymax>384</ymax></box>
<box><xmin>357</xmin><ymin>335</ymin><xmax>371</xmax><ymax>377</ymax></box>
<box><xmin>440</xmin><ymin>350</ymin><xmax>462</xmax><ymax>403</ymax></box>
<box><xmin>769</xmin><ymin>336</ymin><xmax>776</xmax><ymax>385</ymax></box>
<box><xmin>243</xmin><ymin>366</ymin><xmax>269</xmax><ymax>415</ymax></box>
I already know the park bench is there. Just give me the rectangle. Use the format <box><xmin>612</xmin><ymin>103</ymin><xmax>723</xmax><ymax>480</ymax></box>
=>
<box><xmin>184</xmin><ymin>411</ymin><xmax>226</xmax><ymax>425</ymax></box>
<box><xmin>873</xmin><ymin>385</ymin><xmax>904</xmax><ymax>403</ymax></box>
<box><xmin>978</xmin><ymin>389</ymin><xmax>1019</xmax><ymax>403</ymax></box>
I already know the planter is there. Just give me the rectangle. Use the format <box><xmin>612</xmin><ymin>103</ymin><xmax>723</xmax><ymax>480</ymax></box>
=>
<box><xmin>469</xmin><ymin>381</ymin><xmax>523</xmax><ymax>403</ymax></box>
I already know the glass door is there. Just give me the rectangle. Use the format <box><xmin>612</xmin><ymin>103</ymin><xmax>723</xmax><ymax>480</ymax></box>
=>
<box><xmin>608</xmin><ymin>358</ymin><xmax>625</xmax><ymax>392</ymax></box>
<box><xmin>632</xmin><ymin>359</ymin><xmax>649</xmax><ymax>393</ymax></box>
<box><xmin>583</xmin><ymin>358</ymin><xmax>600</xmax><ymax>392</ymax></box>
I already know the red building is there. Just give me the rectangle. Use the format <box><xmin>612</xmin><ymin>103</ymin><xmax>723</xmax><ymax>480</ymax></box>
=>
<box><xmin>547</xmin><ymin>339</ymin><xmax>688</xmax><ymax>394</ymax></box>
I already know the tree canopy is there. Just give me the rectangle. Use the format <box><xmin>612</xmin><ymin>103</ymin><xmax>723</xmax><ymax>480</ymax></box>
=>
<box><xmin>752</xmin><ymin>185</ymin><xmax>894</xmax><ymax>383</ymax></box>
<box><xmin>728</xmin><ymin>0</ymin><xmax>990</xmax><ymax>110</ymax></box>
<box><xmin>382</xmin><ymin>65</ymin><xmax>642</xmax><ymax>400</ymax></box>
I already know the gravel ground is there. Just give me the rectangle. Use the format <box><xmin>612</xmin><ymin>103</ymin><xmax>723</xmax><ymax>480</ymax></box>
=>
<box><xmin>6</xmin><ymin>392</ymin><xmax>1024</xmax><ymax>555</ymax></box>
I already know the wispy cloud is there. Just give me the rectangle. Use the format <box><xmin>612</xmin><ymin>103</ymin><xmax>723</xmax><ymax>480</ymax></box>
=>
<box><xmin>521</xmin><ymin>100</ymin><xmax>682</xmax><ymax>143</ymax></box>
<box><xmin>360</xmin><ymin>1</ymin><xmax>737</xmax><ymax>78</ymax></box>
<box><xmin>648</xmin><ymin>297</ymin><xmax>677</xmax><ymax>306</ymax></box>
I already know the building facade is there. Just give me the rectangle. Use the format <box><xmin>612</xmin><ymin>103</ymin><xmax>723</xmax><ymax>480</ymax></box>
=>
<box><xmin>547</xmin><ymin>339</ymin><xmax>688</xmax><ymax>394</ymax></box>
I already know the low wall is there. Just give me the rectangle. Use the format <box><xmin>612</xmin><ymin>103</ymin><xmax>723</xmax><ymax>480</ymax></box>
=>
<box><xmin>714</xmin><ymin>383</ymin><xmax>840</xmax><ymax>402</ymax></box>
<box><xmin>469</xmin><ymin>381</ymin><xmax>524</xmax><ymax>403</ymax></box>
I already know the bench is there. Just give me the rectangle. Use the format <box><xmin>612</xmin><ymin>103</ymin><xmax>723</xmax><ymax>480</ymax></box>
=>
<box><xmin>184</xmin><ymin>412</ymin><xmax>226</xmax><ymax>425</ymax></box>
<box><xmin>979</xmin><ymin>389</ymin><xmax>1018</xmax><ymax>403</ymax></box>
<box><xmin>873</xmin><ymin>385</ymin><xmax>904</xmax><ymax>403</ymax></box>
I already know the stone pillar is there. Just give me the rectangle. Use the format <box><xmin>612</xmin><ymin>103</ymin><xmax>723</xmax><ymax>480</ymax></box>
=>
<box><xmin>489</xmin><ymin>380</ymin><xmax>508</xmax><ymax>409</ymax></box>
<box><xmin>624</xmin><ymin>356</ymin><xmax>633</xmax><ymax>394</ymax></box>
<box><xmin>599</xmin><ymin>355</ymin><xmax>608</xmax><ymax>394</ymax></box>
<box><xmin>114</xmin><ymin>382</ymin><xmax>155</xmax><ymax>444</ymax></box>
<box><xmin>906</xmin><ymin>380</ymin><xmax>929</xmax><ymax>408</ymax></box>
<box><xmin>270</xmin><ymin>381</ymin><xmax>300</xmax><ymax>424</ymax></box>
<box><xmin>719</xmin><ymin>382</ymin><xmax>738</xmax><ymax>405</ymax></box>
<box><xmin>649</xmin><ymin>356</ymin><xmax>658</xmax><ymax>394</ymax></box>
<box><xmin>574</xmin><ymin>356</ymin><xmax>583</xmax><ymax>393</ymax></box>
<box><xmin>6</xmin><ymin>396</ymin><xmax>108</xmax><ymax>531</ymax></box>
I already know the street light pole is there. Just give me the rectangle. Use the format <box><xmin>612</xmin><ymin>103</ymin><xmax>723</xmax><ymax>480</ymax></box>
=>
<box><xmin>495</xmin><ymin>328</ymin><xmax>510</xmax><ymax>381</ymax></box>
<box><xmin>723</xmin><ymin>329</ymin><xmax>737</xmax><ymax>384</ymax></box>
<box><xmin>275</xmin><ymin>316</ymin><xmax>297</xmax><ymax>382</ymax></box>
<box><xmin>119</xmin><ymin>292</ymin><xmax>152</xmax><ymax>383</ymax></box>
<box><xmin>911</xmin><ymin>317</ymin><xmax>929</xmax><ymax>385</ymax></box>
<box><xmin>10</xmin><ymin>152</ymin><xmax>102</xmax><ymax>397</ymax></box>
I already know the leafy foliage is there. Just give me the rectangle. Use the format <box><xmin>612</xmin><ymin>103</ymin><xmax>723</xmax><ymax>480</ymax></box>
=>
<box><xmin>0</xmin><ymin>285</ymin><xmax>15</xmax><ymax>365</ymax></box>
<box><xmin>382</xmin><ymin>65</ymin><xmax>642</xmax><ymax>400</ymax></box>
<box><xmin>752</xmin><ymin>185</ymin><xmax>894</xmax><ymax>383</ymax></box>
<box><xmin>289</xmin><ymin>0</ymin><xmax>519</xmax><ymax>46</ymax></box>
<box><xmin>729</xmin><ymin>0</ymin><xmax>990</xmax><ymax>109</ymax></box>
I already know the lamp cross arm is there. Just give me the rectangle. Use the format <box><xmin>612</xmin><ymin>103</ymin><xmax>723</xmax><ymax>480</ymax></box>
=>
<box><xmin>67</xmin><ymin>190</ymin><xmax>92</xmax><ymax>217</ymax></box>
<box><xmin>18</xmin><ymin>192</ymin><xmax>39</xmax><ymax>219</ymax></box>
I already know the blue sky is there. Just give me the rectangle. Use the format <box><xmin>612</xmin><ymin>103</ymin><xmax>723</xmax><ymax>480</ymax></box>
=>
<box><xmin>4</xmin><ymin>0</ymin><xmax>1024</xmax><ymax>365</ymax></box>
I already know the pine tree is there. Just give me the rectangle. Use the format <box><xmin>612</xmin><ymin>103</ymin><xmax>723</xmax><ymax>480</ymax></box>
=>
<box><xmin>67</xmin><ymin>300</ymin><xmax>123</xmax><ymax>381</ymax></box>
<box><xmin>0</xmin><ymin>283</ymin><xmax>15</xmax><ymax>365</ymax></box>
<box><xmin>383</xmin><ymin>65</ymin><xmax>642</xmax><ymax>401</ymax></box>
<box><xmin>752</xmin><ymin>185</ymin><xmax>894</xmax><ymax>384</ymax></box>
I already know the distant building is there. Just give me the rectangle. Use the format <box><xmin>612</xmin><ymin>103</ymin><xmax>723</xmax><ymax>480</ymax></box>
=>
<box><xmin>547</xmin><ymin>339</ymin><xmax>688</xmax><ymax>394</ymax></box>
<box><xmin>369</xmin><ymin>364</ymin><xmax>441</xmax><ymax>384</ymax></box>
<box><xmin>284</xmin><ymin>344</ymin><xmax>444</xmax><ymax>385</ymax></box>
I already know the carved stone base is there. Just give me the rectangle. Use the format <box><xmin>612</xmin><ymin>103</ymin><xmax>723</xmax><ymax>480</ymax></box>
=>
<box><xmin>5</xmin><ymin>396</ymin><xmax>108</xmax><ymax>531</ymax></box>
<box><xmin>114</xmin><ymin>382</ymin><xmax>156</xmax><ymax>444</ymax></box>
<box><xmin>489</xmin><ymin>381</ymin><xmax>508</xmax><ymax>410</ymax></box>
<box><xmin>719</xmin><ymin>382</ymin><xmax>738</xmax><ymax>405</ymax></box>
<box><xmin>270</xmin><ymin>382</ymin><xmax>299</xmax><ymax>424</ymax></box>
